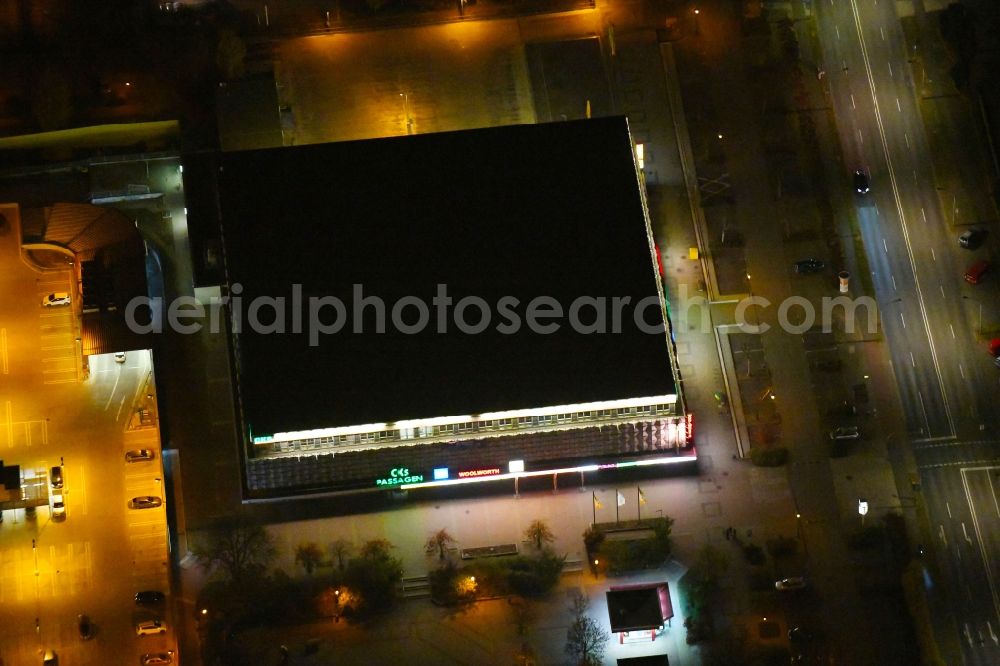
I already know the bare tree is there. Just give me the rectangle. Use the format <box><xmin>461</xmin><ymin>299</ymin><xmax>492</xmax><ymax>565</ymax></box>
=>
<box><xmin>425</xmin><ymin>528</ymin><xmax>457</xmax><ymax>561</ymax></box>
<box><xmin>295</xmin><ymin>542</ymin><xmax>323</xmax><ymax>575</ymax></box>
<box><xmin>523</xmin><ymin>519</ymin><xmax>555</xmax><ymax>551</ymax></box>
<box><xmin>192</xmin><ymin>519</ymin><xmax>276</xmax><ymax>584</ymax></box>
<box><xmin>564</xmin><ymin>590</ymin><xmax>608</xmax><ymax>666</ymax></box>
<box><xmin>329</xmin><ymin>538</ymin><xmax>352</xmax><ymax>571</ymax></box>
<box><xmin>216</xmin><ymin>29</ymin><xmax>246</xmax><ymax>81</ymax></box>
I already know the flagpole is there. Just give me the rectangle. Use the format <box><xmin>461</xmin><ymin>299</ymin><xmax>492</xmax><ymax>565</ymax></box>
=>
<box><xmin>637</xmin><ymin>487</ymin><xmax>641</xmax><ymax>522</ymax></box>
<box><xmin>615</xmin><ymin>488</ymin><xmax>620</xmax><ymax>524</ymax></box>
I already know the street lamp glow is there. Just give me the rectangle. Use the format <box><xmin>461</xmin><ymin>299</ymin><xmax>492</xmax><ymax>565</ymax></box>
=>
<box><xmin>201</xmin><ymin>608</ymin><xmax>208</xmax><ymax>615</ymax></box>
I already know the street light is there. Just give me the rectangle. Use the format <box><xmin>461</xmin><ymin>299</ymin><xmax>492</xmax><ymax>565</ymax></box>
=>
<box><xmin>399</xmin><ymin>93</ymin><xmax>411</xmax><ymax>135</ymax></box>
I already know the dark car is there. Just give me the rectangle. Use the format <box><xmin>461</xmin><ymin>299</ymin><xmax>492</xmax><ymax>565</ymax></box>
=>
<box><xmin>958</xmin><ymin>228</ymin><xmax>986</xmax><ymax>249</ymax></box>
<box><xmin>128</xmin><ymin>496</ymin><xmax>162</xmax><ymax>510</ymax></box>
<box><xmin>135</xmin><ymin>590</ymin><xmax>166</xmax><ymax>606</ymax></box>
<box><xmin>125</xmin><ymin>449</ymin><xmax>155</xmax><ymax>463</ymax></box>
<box><xmin>794</xmin><ymin>258</ymin><xmax>825</xmax><ymax>274</ymax></box>
<box><xmin>853</xmin><ymin>170</ymin><xmax>870</xmax><ymax>194</ymax></box>
<box><xmin>49</xmin><ymin>466</ymin><xmax>63</xmax><ymax>490</ymax></box>
<box><xmin>78</xmin><ymin>614</ymin><xmax>94</xmax><ymax>640</ymax></box>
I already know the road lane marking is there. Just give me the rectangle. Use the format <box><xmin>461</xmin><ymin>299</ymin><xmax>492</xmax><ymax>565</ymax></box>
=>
<box><xmin>116</xmin><ymin>395</ymin><xmax>127</xmax><ymax>422</ymax></box>
<box><xmin>961</xmin><ymin>522</ymin><xmax>973</xmax><ymax>544</ymax></box>
<box><xmin>848</xmin><ymin>0</ymin><xmax>955</xmax><ymax>438</ymax></box>
<box><xmin>104</xmin><ymin>367</ymin><xmax>123</xmax><ymax>411</ymax></box>
<box><xmin>882</xmin><ymin>238</ymin><xmax>888</xmax><ymax>252</ymax></box>
<box><xmin>851</xmin><ymin>94</ymin><xmax>856</xmax><ymax>109</ymax></box>
<box><xmin>917</xmin><ymin>390</ymin><xmax>930</xmax><ymax>434</ymax></box>
<box><xmin>76</xmin><ymin>464</ymin><xmax>87</xmax><ymax>515</ymax></box>
<box><xmin>888</xmin><ymin>61</ymin><xmax>893</xmax><ymax>77</ymax></box>
<box><xmin>940</xmin><ymin>524</ymin><xmax>948</xmax><ymax>545</ymax></box>
<box><xmin>930</xmin><ymin>248</ymin><xmax>936</xmax><ymax>261</ymax></box>
<box><xmin>986</xmin><ymin>468</ymin><xmax>1000</xmax><ymax>518</ymax></box>
<box><xmin>910</xmin><ymin>351</ymin><xmax>915</xmax><ymax>366</ymax></box>
<box><xmin>896</xmin><ymin>97</ymin><xmax>900</xmax><ymax>111</ymax></box>
<box><xmin>858</xmin><ymin>128</ymin><xmax>864</xmax><ymax>144</ymax></box>
<box><xmin>836</xmin><ymin>25</ymin><xmax>841</xmax><ymax>40</ymax></box>
<box><xmin>892</xmin><ymin>274</ymin><xmax>897</xmax><ymax>290</ymax></box>
<box><xmin>921</xmin><ymin>207</ymin><xmax>926</xmax><ymax>222</ymax></box>
<box><xmin>959</xmin><ymin>364</ymin><xmax>965</xmax><ymax>379</ymax></box>
<box><xmin>901</xmin><ymin>312</ymin><xmax>906</xmax><ymax>328</ymax></box>
<box><xmin>947</xmin><ymin>502</ymin><xmax>952</xmax><ymax>518</ymax></box>
<box><xmin>904</xmin><ymin>132</ymin><xmax>909</xmax><ymax>148</ymax></box>
<box><xmin>881</xmin><ymin>26</ymin><xmax>885</xmax><ymax>40</ymax></box>
<box><xmin>914</xmin><ymin>169</ymin><xmax>918</xmax><ymax>183</ymax></box>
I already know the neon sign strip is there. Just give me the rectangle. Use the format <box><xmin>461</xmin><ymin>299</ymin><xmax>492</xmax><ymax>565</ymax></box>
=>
<box><xmin>399</xmin><ymin>454</ymin><xmax>697</xmax><ymax>491</ymax></box>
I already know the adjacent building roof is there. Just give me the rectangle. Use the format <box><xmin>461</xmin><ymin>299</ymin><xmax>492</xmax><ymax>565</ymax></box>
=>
<box><xmin>606</xmin><ymin>582</ymin><xmax>674</xmax><ymax>633</ymax></box>
<box><xmin>217</xmin><ymin>116</ymin><xmax>674</xmax><ymax>437</ymax></box>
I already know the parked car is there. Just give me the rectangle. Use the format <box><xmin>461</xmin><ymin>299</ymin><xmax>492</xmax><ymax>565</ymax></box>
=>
<box><xmin>125</xmin><ymin>449</ymin><xmax>155</xmax><ymax>463</ymax></box>
<box><xmin>42</xmin><ymin>649</ymin><xmax>58</xmax><ymax>665</ymax></box>
<box><xmin>128</xmin><ymin>496</ymin><xmax>162</xmax><ymax>510</ymax></box>
<box><xmin>794</xmin><ymin>258</ymin><xmax>825</xmax><ymax>274</ymax></box>
<box><xmin>135</xmin><ymin>619</ymin><xmax>168</xmax><ymax>636</ymax></box>
<box><xmin>853</xmin><ymin>170</ymin><xmax>870</xmax><ymax>194</ymax></box>
<box><xmin>829</xmin><ymin>426</ymin><xmax>861</xmax><ymax>441</ymax></box>
<box><xmin>775</xmin><ymin>577</ymin><xmax>807</xmax><ymax>591</ymax></box>
<box><xmin>49</xmin><ymin>466</ymin><xmax>63</xmax><ymax>489</ymax></box>
<box><xmin>965</xmin><ymin>259</ymin><xmax>991</xmax><ymax>285</ymax></box>
<box><xmin>958</xmin><ymin>228</ymin><xmax>986</xmax><ymax>249</ymax></box>
<box><xmin>50</xmin><ymin>496</ymin><xmax>66</xmax><ymax>520</ymax></box>
<box><xmin>78</xmin><ymin>614</ymin><xmax>94</xmax><ymax>640</ymax></box>
<box><xmin>135</xmin><ymin>590</ymin><xmax>166</xmax><ymax>606</ymax></box>
<box><xmin>141</xmin><ymin>653</ymin><xmax>174</xmax><ymax>666</ymax></box>
<box><xmin>42</xmin><ymin>292</ymin><xmax>71</xmax><ymax>307</ymax></box>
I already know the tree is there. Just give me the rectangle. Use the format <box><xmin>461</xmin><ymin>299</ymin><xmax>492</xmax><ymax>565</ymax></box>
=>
<box><xmin>425</xmin><ymin>528</ymin><xmax>458</xmax><ymax>561</ymax></box>
<box><xmin>192</xmin><ymin>519</ymin><xmax>276</xmax><ymax>584</ymax></box>
<box><xmin>343</xmin><ymin>539</ymin><xmax>403</xmax><ymax>614</ymax></box>
<box><xmin>564</xmin><ymin>590</ymin><xmax>608</xmax><ymax>666</ymax></box>
<box><xmin>295</xmin><ymin>542</ymin><xmax>323</xmax><ymax>575</ymax></box>
<box><xmin>32</xmin><ymin>63</ymin><xmax>73</xmax><ymax>131</ymax></box>
<box><xmin>329</xmin><ymin>538</ymin><xmax>352</xmax><ymax>571</ymax></box>
<box><xmin>216</xmin><ymin>29</ymin><xmax>246</xmax><ymax>81</ymax></box>
<box><xmin>524</xmin><ymin>519</ymin><xmax>555</xmax><ymax>551</ymax></box>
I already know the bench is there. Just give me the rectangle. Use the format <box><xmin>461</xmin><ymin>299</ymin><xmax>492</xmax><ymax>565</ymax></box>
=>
<box><xmin>460</xmin><ymin>543</ymin><xmax>518</xmax><ymax>560</ymax></box>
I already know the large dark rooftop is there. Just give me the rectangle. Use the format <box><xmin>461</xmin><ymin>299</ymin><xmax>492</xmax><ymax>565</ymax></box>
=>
<box><xmin>218</xmin><ymin>116</ymin><xmax>675</xmax><ymax>437</ymax></box>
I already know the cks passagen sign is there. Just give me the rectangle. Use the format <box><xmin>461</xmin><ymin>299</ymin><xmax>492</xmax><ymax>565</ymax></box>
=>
<box><xmin>376</xmin><ymin>467</ymin><xmax>424</xmax><ymax>487</ymax></box>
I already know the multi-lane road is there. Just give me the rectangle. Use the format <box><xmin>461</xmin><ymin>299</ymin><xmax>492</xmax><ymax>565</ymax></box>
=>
<box><xmin>816</xmin><ymin>0</ymin><xmax>1000</xmax><ymax>662</ymax></box>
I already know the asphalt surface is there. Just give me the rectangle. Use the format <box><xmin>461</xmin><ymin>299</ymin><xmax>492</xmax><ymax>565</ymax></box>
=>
<box><xmin>816</xmin><ymin>0</ymin><xmax>1000</xmax><ymax>662</ymax></box>
<box><xmin>0</xmin><ymin>197</ymin><xmax>174</xmax><ymax>663</ymax></box>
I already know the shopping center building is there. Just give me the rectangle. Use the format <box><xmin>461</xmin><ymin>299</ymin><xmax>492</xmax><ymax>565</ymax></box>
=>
<box><xmin>212</xmin><ymin>116</ymin><xmax>695</xmax><ymax>500</ymax></box>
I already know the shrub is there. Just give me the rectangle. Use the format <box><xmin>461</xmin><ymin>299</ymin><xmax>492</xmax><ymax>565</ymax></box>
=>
<box><xmin>583</xmin><ymin>525</ymin><xmax>605</xmax><ymax>553</ymax></box>
<box><xmin>750</xmin><ymin>447</ymin><xmax>789</xmax><ymax>466</ymax></box>
<box><xmin>743</xmin><ymin>544</ymin><xmax>766</xmax><ymax>565</ymax></box>
<box><xmin>766</xmin><ymin>536</ymin><xmax>797</xmax><ymax>558</ymax></box>
<box><xmin>428</xmin><ymin>562</ymin><xmax>462</xmax><ymax>605</ymax></box>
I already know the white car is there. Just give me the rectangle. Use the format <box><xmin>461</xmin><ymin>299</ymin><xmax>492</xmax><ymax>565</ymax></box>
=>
<box><xmin>114</xmin><ymin>352</ymin><xmax>127</xmax><ymax>363</ymax></box>
<box><xmin>829</xmin><ymin>426</ymin><xmax>861</xmax><ymax>441</ymax></box>
<box><xmin>42</xmin><ymin>292</ymin><xmax>71</xmax><ymax>307</ymax></box>
<box><xmin>50</xmin><ymin>495</ymin><xmax>66</xmax><ymax>520</ymax></box>
<box><xmin>135</xmin><ymin>619</ymin><xmax>168</xmax><ymax>636</ymax></box>
<box><xmin>775</xmin><ymin>577</ymin><xmax>807</xmax><ymax>591</ymax></box>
